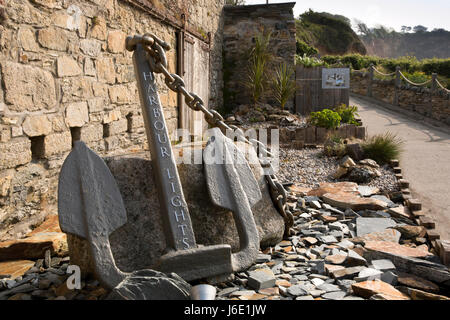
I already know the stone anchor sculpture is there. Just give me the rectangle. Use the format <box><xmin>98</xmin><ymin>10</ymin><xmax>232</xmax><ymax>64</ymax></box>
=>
<box><xmin>58</xmin><ymin>141</ymin><xmax>191</xmax><ymax>299</ymax></box>
<box><xmin>128</xmin><ymin>38</ymin><xmax>262</xmax><ymax>280</ymax></box>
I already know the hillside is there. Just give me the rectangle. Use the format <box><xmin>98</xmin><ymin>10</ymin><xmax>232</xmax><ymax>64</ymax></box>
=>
<box><xmin>360</xmin><ymin>29</ymin><xmax>450</xmax><ymax>59</ymax></box>
<box><xmin>295</xmin><ymin>10</ymin><xmax>366</xmax><ymax>56</ymax></box>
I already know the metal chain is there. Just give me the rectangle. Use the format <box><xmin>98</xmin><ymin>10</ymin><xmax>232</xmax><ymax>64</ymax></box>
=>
<box><xmin>126</xmin><ymin>34</ymin><xmax>294</xmax><ymax>237</ymax></box>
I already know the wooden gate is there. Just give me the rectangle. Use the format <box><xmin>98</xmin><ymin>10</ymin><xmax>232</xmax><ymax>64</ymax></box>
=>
<box><xmin>179</xmin><ymin>32</ymin><xmax>210</xmax><ymax>137</ymax></box>
<box><xmin>295</xmin><ymin>66</ymin><xmax>349</xmax><ymax>115</ymax></box>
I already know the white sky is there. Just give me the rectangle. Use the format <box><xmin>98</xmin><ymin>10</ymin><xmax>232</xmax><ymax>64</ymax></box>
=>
<box><xmin>242</xmin><ymin>0</ymin><xmax>450</xmax><ymax>32</ymax></box>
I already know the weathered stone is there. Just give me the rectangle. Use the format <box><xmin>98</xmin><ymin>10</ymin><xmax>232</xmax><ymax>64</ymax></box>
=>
<box><xmin>355</xmin><ymin>268</ymin><xmax>383</xmax><ymax>282</ymax></box>
<box><xmin>321</xmin><ymin>191</ymin><xmax>387</xmax><ymax>211</ymax></box>
<box><xmin>0</xmin><ymin>232</ymin><xmax>67</xmax><ymax>260</ymax></box>
<box><xmin>107</xmin><ymin>30</ymin><xmax>126</xmax><ymax>53</ymax></box>
<box><xmin>22</xmin><ymin>115</ymin><xmax>52</xmax><ymax>137</ymax></box>
<box><xmin>18</xmin><ymin>27</ymin><xmax>40</xmax><ymax>52</ymax></box>
<box><xmin>345</xmin><ymin>143</ymin><xmax>364</xmax><ymax>161</ymax></box>
<box><xmin>107</xmin><ymin>270</ymin><xmax>191</xmax><ymax>300</ymax></box>
<box><xmin>371</xmin><ymin>259</ymin><xmax>396</xmax><ymax>272</ymax></box>
<box><xmin>356</xmin><ymin>217</ymin><xmax>396</xmax><ymax>237</ymax></box>
<box><xmin>351</xmin><ymin>280</ymin><xmax>409</xmax><ymax>300</ymax></box>
<box><xmin>394</xmin><ymin>225</ymin><xmax>427</xmax><ymax>239</ymax></box>
<box><xmin>57</xmin><ymin>56</ymin><xmax>82</xmax><ymax>77</ymax></box>
<box><xmin>397</xmin><ymin>272</ymin><xmax>440</xmax><ymax>293</ymax></box>
<box><xmin>96</xmin><ymin>57</ymin><xmax>116</xmax><ymax>84</ymax></box>
<box><xmin>79</xmin><ymin>123</ymin><xmax>103</xmax><ymax>143</ymax></box>
<box><xmin>103</xmin><ymin>119</ymin><xmax>128</xmax><ymax>137</ymax></box>
<box><xmin>248</xmin><ymin>269</ymin><xmax>276</xmax><ymax>290</ymax></box>
<box><xmin>405</xmin><ymin>288</ymin><xmax>450</xmax><ymax>300</ymax></box>
<box><xmin>353</xmin><ymin>229</ymin><xmax>402</xmax><ymax>243</ymax></box>
<box><xmin>345</xmin><ymin>249</ymin><xmax>367</xmax><ymax>266</ymax></box>
<box><xmin>0</xmin><ymin>137</ymin><xmax>32</xmax><ymax>170</ymax></box>
<box><xmin>27</xmin><ymin>215</ymin><xmax>62</xmax><ymax>237</ymax></box>
<box><xmin>321</xmin><ymin>291</ymin><xmax>346</xmax><ymax>300</ymax></box>
<box><xmin>325</xmin><ymin>254</ymin><xmax>347</xmax><ymax>265</ymax></box>
<box><xmin>287</xmin><ymin>284</ymin><xmax>308</xmax><ymax>296</ymax></box>
<box><xmin>65</xmin><ymin>102</ymin><xmax>89</xmax><ymax>128</ymax></box>
<box><xmin>43</xmin><ymin>131</ymin><xmax>72</xmax><ymax>157</ymax></box>
<box><xmin>90</xmin><ymin>17</ymin><xmax>107</xmax><ymax>40</ymax></box>
<box><xmin>364</xmin><ymin>241</ymin><xmax>432</xmax><ymax>258</ymax></box>
<box><xmin>108</xmin><ymin>85</ymin><xmax>135</xmax><ymax>105</ymax></box>
<box><xmin>357</xmin><ymin>186</ymin><xmax>380</xmax><ymax>197</ymax></box>
<box><xmin>0</xmin><ymin>260</ymin><xmax>35</xmax><ymax>280</ymax></box>
<box><xmin>37</xmin><ymin>27</ymin><xmax>68</xmax><ymax>51</ymax></box>
<box><xmin>1</xmin><ymin>62</ymin><xmax>57</xmax><ymax>112</ymax></box>
<box><xmin>387</xmin><ymin>205</ymin><xmax>412</xmax><ymax>219</ymax></box>
<box><xmin>80</xmin><ymin>39</ymin><xmax>102</xmax><ymax>57</ymax></box>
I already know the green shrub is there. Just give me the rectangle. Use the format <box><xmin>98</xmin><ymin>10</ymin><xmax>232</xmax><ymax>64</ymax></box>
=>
<box><xmin>362</xmin><ymin>132</ymin><xmax>403</xmax><ymax>165</ymax></box>
<box><xmin>271</xmin><ymin>62</ymin><xmax>296</xmax><ymax>110</ymax></box>
<box><xmin>296</xmin><ymin>39</ymin><xmax>318</xmax><ymax>56</ymax></box>
<box><xmin>334</xmin><ymin>104</ymin><xmax>359</xmax><ymax>125</ymax></box>
<box><xmin>295</xmin><ymin>54</ymin><xmax>328</xmax><ymax>67</ymax></box>
<box><xmin>243</xmin><ymin>31</ymin><xmax>273</xmax><ymax>105</ymax></box>
<box><xmin>309</xmin><ymin>109</ymin><xmax>341</xmax><ymax>129</ymax></box>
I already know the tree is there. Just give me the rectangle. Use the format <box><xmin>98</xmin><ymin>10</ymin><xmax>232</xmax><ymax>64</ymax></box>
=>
<box><xmin>401</xmin><ymin>25</ymin><xmax>412</xmax><ymax>33</ymax></box>
<box><xmin>413</xmin><ymin>25</ymin><xmax>428</xmax><ymax>33</ymax></box>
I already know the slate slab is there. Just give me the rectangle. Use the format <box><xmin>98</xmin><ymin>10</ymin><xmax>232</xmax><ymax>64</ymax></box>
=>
<box><xmin>356</xmin><ymin>217</ymin><xmax>396</xmax><ymax>237</ymax></box>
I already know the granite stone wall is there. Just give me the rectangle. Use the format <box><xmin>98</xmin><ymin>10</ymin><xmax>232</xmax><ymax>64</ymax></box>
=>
<box><xmin>0</xmin><ymin>0</ymin><xmax>225</xmax><ymax>240</ymax></box>
<box><xmin>222</xmin><ymin>3</ymin><xmax>296</xmax><ymax>112</ymax></box>
<box><xmin>351</xmin><ymin>72</ymin><xmax>450</xmax><ymax>125</ymax></box>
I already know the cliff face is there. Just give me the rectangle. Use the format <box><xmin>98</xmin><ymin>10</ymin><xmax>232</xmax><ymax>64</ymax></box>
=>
<box><xmin>361</xmin><ymin>30</ymin><xmax>450</xmax><ymax>59</ymax></box>
<box><xmin>296</xmin><ymin>11</ymin><xmax>366</xmax><ymax>56</ymax></box>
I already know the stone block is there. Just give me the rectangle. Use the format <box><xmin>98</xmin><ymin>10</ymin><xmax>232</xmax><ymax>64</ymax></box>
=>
<box><xmin>65</xmin><ymin>101</ymin><xmax>89</xmax><ymax>128</ymax></box>
<box><xmin>291</xmin><ymin>140</ymin><xmax>304</xmax><ymax>150</ymax></box>
<box><xmin>87</xmin><ymin>97</ymin><xmax>105</xmax><ymax>113</ymax></box>
<box><xmin>104</xmin><ymin>119</ymin><xmax>128</xmax><ymax>137</ymax></box>
<box><xmin>79</xmin><ymin>123</ymin><xmax>104</xmax><ymax>143</ymax></box>
<box><xmin>407</xmin><ymin>198</ymin><xmax>422</xmax><ymax>211</ymax></box>
<box><xmin>80</xmin><ymin>39</ymin><xmax>102</xmax><ymax>57</ymax></box>
<box><xmin>104</xmin><ymin>136</ymin><xmax>119</xmax><ymax>151</ymax></box>
<box><xmin>90</xmin><ymin>17</ymin><xmax>107</xmax><ymax>40</ymax></box>
<box><xmin>107</xmin><ymin>30</ymin><xmax>126</xmax><ymax>53</ymax></box>
<box><xmin>108</xmin><ymin>85</ymin><xmax>135</xmax><ymax>105</ymax></box>
<box><xmin>43</xmin><ymin>131</ymin><xmax>72</xmax><ymax>157</ymax></box>
<box><xmin>1</xmin><ymin>62</ymin><xmax>57</xmax><ymax>112</ymax></box>
<box><xmin>37</xmin><ymin>27</ymin><xmax>68</xmax><ymax>51</ymax></box>
<box><xmin>18</xmin><ymin>27</ymin><xmax>39</xmax><ymax>52</ymax></box>
<box><xmin>96</xmin><ymin>57</ymin><xmax>116</xmax><ymax>84</ymax></box>
<box><xmin>84</xmin><ymin>57</ymin><xmax>96</xmax><ymax>77</ymax></box>
<box><xmin>103</xmin><ymin>110</ymin><xmax>122</xmax><ymax>124</ymax></box>
<box><xmin>22</xmin><ymin>115</ymin><xmax>52</xmax><ymax>137</ymax></box>
<box><xmin>435</xmin><ymin>240</ymin><xmax>450</xmax><ymax>267</ymax></box>
<box><xmin>127</xmin><ymin>114</ymin><xmax>144</xmax><ymax>132</ymax></box>
<box><xmin>0</xmin><ymin>137</ymin><xmax>32</xmax><ymax>170</ymax></box>
<box><xmin>248</xmin><ymin>269</ymin><xmax>276</xmax><ymax>290</ymax></box>
<box><xmin>57</xmin><ymin>56</ymin><xmax>82</xmax><ymax>77</ymax></box>
<box><xmin>346</xmin><ymin>124</ymin><xmax>356</xmax><ymax>138</ymax></box>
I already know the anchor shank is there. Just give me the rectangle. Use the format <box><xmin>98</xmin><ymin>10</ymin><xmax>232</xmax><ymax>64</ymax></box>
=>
<box><xmin>132</xmin><ymin>44</ymin><xmax>196</xmax><ymax>251</ymax></box>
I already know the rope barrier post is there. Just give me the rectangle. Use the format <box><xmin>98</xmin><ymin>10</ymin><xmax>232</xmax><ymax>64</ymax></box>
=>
<box><xmin>430</xmin><ymin>73</ymin><xmax>437</xmax><ymax>117</ymax></box>
<box><xmin>394</xmin><ymin>66</ymin><xmax>401</xmax><ymax>106</ymax></box>
<box><xmin>367</xmin><ymin>64</ymin><xmax>374</xmax><ymax>97</ymax></box>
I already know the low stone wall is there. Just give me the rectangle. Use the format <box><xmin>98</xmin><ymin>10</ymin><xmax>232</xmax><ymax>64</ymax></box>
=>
<box><xmin>351</xmin><ymin>72</ymin><xmax>450</xmax><ymax>126</ymax></box>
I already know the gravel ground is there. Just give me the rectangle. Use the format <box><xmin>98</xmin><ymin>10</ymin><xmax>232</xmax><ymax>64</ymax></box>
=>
<box><xmin>277</xmin><ymin>146</ymin><xmax>400</xmax><ymax>194</ymax></box>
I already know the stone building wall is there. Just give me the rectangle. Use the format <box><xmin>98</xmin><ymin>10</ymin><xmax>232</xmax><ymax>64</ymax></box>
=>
<box><xmin>222</xmin><ymin>3</ymin><xmax>296</xmax><ymax>113</ymax></box>
<box><xmin>351</xmin><ymin>72</ymin><xmax>450</xmax><ymax>125</ymax></box>
<box><xmin>0</xmin><ymin>0</ymin><xmax>225</xmax><ymax>241</ymax></box>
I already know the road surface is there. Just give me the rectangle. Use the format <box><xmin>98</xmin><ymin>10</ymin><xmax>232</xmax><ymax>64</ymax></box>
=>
<box><xmin>350</xmin><ymin>94</ymin><xmax>450</xmax><ymax>240</ymax></box>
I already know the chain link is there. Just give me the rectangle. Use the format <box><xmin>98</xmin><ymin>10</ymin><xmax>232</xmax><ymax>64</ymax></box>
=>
<box><xmin>127</xmin><ymin>34</ymin><xmax>294</xmax><ymax>237</ymax></box>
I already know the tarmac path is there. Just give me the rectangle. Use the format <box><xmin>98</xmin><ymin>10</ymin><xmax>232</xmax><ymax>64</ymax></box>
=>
<box><xmin>350</xmin><ymin>94</ymin><xmax>450</xmax><ymax>240</ymax></box>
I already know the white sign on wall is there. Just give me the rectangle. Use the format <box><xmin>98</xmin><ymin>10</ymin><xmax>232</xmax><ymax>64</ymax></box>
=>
<box><xmin>322</xmin><ymin>68</ymin><xmax>350</xmax><ymax>89</ymax></box>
